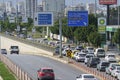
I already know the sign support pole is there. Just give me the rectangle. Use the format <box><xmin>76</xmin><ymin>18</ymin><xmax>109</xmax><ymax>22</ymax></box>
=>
<box><xmin>59</xmin><ymin>13</ymin><xmax>63</xmax><ymax>58</ymax></box>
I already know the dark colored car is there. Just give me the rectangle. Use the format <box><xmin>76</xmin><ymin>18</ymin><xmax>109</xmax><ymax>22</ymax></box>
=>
<box><xmin>10</xmin><ymin>46</ymin><xmax>19</xmax><ymax>54</ymax></box>
<box><xmin>87</xmin><ymin>57</ymin><xmax>100</xmax><ymax>68</ymax></box>
<box><xmin>37</xmin><ymin>68</ymin><xmax>55</xmax><ymax>80</ymax></box>
<box><xmin>1</xmin><ymin>49</ymin><xmax>7</xmax><ymax>54</ymax></box>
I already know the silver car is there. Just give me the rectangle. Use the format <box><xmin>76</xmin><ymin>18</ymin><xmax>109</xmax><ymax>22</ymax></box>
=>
<box><xmin>97</xmin><ymin>61</ymin><xmax>109</xmax><ymax>71</ymax></box>
<box><xmin>84</xmin><ymin>54</ymin><xmax>94</xmax><ymax>64</ymax></box>
<box><xmin>111</xmin><ymin>66</ymin><xmax>120</xmax><ymax>77</ymax></box>
<box><xmin>105</xmin><ymin>63</ymin><xmax>120</xmax><ymax>75</ymax></box>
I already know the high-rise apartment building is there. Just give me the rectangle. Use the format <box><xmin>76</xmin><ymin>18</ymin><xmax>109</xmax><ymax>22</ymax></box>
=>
<box><xmin>42</xmin><ymin>0</ymin><xmax>65</xmax><ymax>20</ymax></box>
<box><xmin>18</xmin><ymin>2</ymin><xmax>25</xmax><ymax>14</ymax></box>
<box><xmin>6</xmin><ymin>1</ymin><xmax>12</xmax><ymax>13</ymax></box>
<box><xmin>86</xmin><ymin>3</ymin><xmax>95</xmax><ymax>14</ymax></box>
<box><xmin>25</xmin><ymin>0</ymin><xmax>37</xmax><ymax>19</ymax></box>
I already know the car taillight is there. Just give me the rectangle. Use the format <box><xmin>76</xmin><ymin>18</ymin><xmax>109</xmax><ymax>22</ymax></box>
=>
<box><xmin>51</xmin><ymin>73</ymin><xmax>54</xmax><ymax>77</ymax></box>
<box><xmin>40</xmin><ymin>72</ymin><xmax>45</xmax><ymax>76</ymax></box>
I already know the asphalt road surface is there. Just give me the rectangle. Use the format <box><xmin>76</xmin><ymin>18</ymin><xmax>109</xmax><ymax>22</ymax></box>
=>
<box><xmin>6</xmin><ymin>54</ymin><xmax>87</xmax><ymax>80</ymax></box>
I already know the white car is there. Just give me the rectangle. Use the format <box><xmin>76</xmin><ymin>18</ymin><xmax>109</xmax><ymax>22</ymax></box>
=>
<box><xmin>105</xmin><ymin>53</ymin><xmax>116</xmax><ymax>62</ymax></box>
<box><xmin>94</xmin><ymin>48</ymin><xmax>105</xmax><ymax>57</ymax></box>
<box><xmin>111</xmin><ymin>66</ymin><xmax>120</xmax><ymax>77</ymax></box>
<box><xmin>75</xmin><ymin>52</ymin><xmax>86</xmax><ymax>62</ymax></box>
<box><xmin>84</xmin><ymin>54</ymin><xmax>94</xmax><ymax>64</ymax></box>
<box><xmin>86</xmin><ymin>47</ymin><xmax>94</xmax><ymax>53</ymax></box>
<box><xmin>106</xmin><ymin>63</ymin><xmax>120</xmax><ymax>75</ymax></box>
<box><xmin>76</xmin><ymin>74</ymin><xmax>97</xmax><ymax>80</ymax></box>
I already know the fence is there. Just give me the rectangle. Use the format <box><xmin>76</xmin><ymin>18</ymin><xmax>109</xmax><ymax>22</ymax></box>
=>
<box><xmin>0</xmin><ymin>54</ymin><xmax>33</xmax><ymax>80</ymax></box>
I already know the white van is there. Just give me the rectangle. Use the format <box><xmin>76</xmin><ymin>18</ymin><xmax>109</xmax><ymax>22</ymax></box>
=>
<box><xmin>94</xmin><ymin>48</ymin><xmax>105</xmax><ymax>57</ymax></box>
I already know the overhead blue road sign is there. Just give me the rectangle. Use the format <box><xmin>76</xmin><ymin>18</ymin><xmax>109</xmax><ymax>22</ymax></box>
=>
<box><xmin>68</xmin><ymin>11</ymin><xmax>88</xmax><ymax>27</ymax></box>
<box><xmin>34</xmin><ymin>12</ymin><xmax>54</xmax><ymax>26</ymax></box>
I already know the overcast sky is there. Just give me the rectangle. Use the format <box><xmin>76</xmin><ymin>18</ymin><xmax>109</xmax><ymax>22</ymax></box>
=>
<box><xmin>0</xmin><ymin>0</ymin><xmax>98</xmax><ymax>6</ymax></box>
<box><xmin>0</xmin><ymin>0</ymin><xmax>119</xmax><ymax>6</ymax></box>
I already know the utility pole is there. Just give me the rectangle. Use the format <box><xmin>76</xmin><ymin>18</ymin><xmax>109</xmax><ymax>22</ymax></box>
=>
<box><xmin>95</xmin><ymin>0</ymin><xmax>97</xmax><ymax>17</ymax></box>
<box><xmin>59</xmin><ymin>12</ymin><xmax>62</xmax><ymax>58</ymax></box>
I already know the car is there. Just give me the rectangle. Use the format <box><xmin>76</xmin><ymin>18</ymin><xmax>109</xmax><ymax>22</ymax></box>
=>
<box><xmin>87</xmin><ymin>57</ymin><xmax>100</xmax><ymax>67</ymax></box>
<box><xmin>105</xmin><ymin>63</ymin><xmax>120</xmax><ymax>75</ymax></box>
<box><xmin>71</xmin><ymin>50</ymin><xmax>79</xmax><ymax>59</ymax></box>
<box><xmin>111</xmin><ymin>66</ymin><xmax>120</xmax><ymax>77</ymax></box>
<box><xmin>97</xmin><ymin>61</ymin><xmax>109</xmax><ymax>71</ymax></box>
<box><xmin>105</xmin><ymin>53</ymin><xmax>116</xmax><ymax>62</ymax></box>
<box><xmin>37</xmin><ymin>67</ymin><xmax>55</xmax><ymax>80</ymax></box>
<box><xmin>86</xmin><ymin>47</ymin><xmax>94</xmax><ymax>53</ymax></box>
<box><xmin>62</xmin><ymin>49</ymin><xmax>68</xmax><ymax>56</ymax></box>
<box><xmin>10</xmin><ymin>46</ymin><xmax>19</xmax><ymax>54</ymax></box>
<box><xmin>84</xmin><ymin>54</ymin><xmax>94</xmax><ymax>64</ymax></box>
<box><xmin>94</xmin><ymin>48</ymin><xmax>105</xmax><ymax>57</ymax></box>
<box><xmin>75</xmin><ymin>52</ymin><xmax>86</xmax><ymax>62</ymax></box>
<box><xmin>75</xmin><ymin>45</ymin><xmax>84</xmax><ymax>51</ymax></box>
<box><xmin>108</xmin><ymin>58</ymin><xmax>117</xmax><ymax>63</ymax></box>
<box><xmin>76</xmin><ymin>74</ymin><xmax>97</xmax><ymax>80</ymax></box>
<box><xmin>1</xmin><ymin>49</ymin><xmax>7</xmax><ymax>54</ymax></box>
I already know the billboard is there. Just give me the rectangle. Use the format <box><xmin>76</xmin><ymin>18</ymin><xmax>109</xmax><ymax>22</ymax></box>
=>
<box><xmin>34</xmin><ymin>12</ymin><xmax>54</xmax><ymax>26</ymax></box>
<box><xmin>68</xmin><ymin>11</ymin><xmax>88</xmax><ymax>27</ymax></box>
<box><xmin>98</xmin><ymin>17</ymin><xmax>106</xmax><ymax>34</ymax></box>
<box><xmin>99</xmin><ymin>0</ymin><xmax>117</xmax><ymax>5</ymax></box>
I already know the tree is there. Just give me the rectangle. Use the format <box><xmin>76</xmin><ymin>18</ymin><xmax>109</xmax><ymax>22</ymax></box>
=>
<box><xmin>87</xmin><ymin>32</ymin><xmax>101</xmax><ymax>47</ymax></box>
<box><xmin>113</xmin><ymin>29</ymin><xmax>120</xmax><ymax>49</ymax></box>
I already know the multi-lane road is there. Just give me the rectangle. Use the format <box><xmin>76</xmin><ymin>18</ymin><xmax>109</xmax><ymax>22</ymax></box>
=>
<box><xmin>6</xmin><ymin>54</ymin><xmax>87</xmax><ymax>80</ymax></box>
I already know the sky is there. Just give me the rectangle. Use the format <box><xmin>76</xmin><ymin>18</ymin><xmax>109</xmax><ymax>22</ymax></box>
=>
<box><xmin>0</xmin><ymin>0</ymin><xmax>98</xmax><ymax>6</ymax></box>
<box><xmin>0</xmin><ymin>0</ymin><xmax>119</xmax><ymax>6</ymax></box>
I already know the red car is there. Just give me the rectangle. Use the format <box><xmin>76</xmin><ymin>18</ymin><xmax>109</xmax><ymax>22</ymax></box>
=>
<box><xmin>37</xmin><ymin>67</ymin><xmax>55</xmax><ymax>80</ymax></box>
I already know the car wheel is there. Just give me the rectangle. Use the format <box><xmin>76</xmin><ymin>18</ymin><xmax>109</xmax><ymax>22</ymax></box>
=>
<box><xmin>97</xmin><ymin>68</ymin><xmax>98</xmax><ymax>70</ymax></box>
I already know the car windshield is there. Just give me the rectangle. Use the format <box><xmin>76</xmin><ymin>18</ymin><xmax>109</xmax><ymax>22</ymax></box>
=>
<box><xmin>108</xmin><ymin>55</ymin><xmax>115</xmax><ymax>57</ymax></box>
<box><xmin>117</xmin><ymin>68</ymin><xmax>120</xmax><ymax>70</ymax></box>
<box><xmin>79</xmin><ymin>54</ymin><xmax>86</xmax><ymax>57</ymax></box>
<box><xmin>1</xmin><ymin>49</ymin><xmax>6</xmax><ymax>51</ymax></box>
<box><xmin>86</xmin><ymin>55</ymin><xmax>93</xmax><ymax>58</ymax></box>
<box><xmin>98</xmin><ymin>49</ymin><xmax>105</xmax><ymax>53</ymax></box>
<box><xmin>88</xmin><ymin>48</ymin><xmax>94</xmax><ymax>50</ymax></box>
<box><xmin>84</xmin><ymin>75</ymin><xmax>94</xmax><ymax>78</ymax></box>
<box><xmin>11</xmin><ymin>46</ymin><xmax>18</xmax><ymax>49</ymax></box>
<box><xmin>101</xmin><ymin>62</ymin><xmax>109</xmax><ymax>66</ymax></box>
<box><xmin>42</xmin><ymin>69</ymin><xmax>53</xmax><ymax>73</ymax></box>
<box><xmin>92</xmin><ymin>58</ymin><xmax>100</xmax><ymax>62</ymax></box>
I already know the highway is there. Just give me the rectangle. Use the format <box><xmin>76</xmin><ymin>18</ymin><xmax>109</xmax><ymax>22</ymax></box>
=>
<box><xmin>6</xmin><ymin>54</ymin><xmax>86</xmax><ymax>80</ymax></box>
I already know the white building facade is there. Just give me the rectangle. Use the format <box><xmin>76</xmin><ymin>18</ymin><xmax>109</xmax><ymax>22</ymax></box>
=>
<box><xmin>25</xmin><ymin>0</ymin><xmax>37</xmax><ymax>19</ymax></box>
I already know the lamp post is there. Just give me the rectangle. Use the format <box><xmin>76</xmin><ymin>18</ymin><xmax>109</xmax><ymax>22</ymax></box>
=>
<box><xmin>95</xmin><ymin>0</ymin><xmax>97</xmax><ymax>17</ymax></box>
<box><xmin>118</xmin><ymin>1</ymin><xmax>120</xmax><ymax>51</ymax></box>
<box><xmin>59</xmin><ymin>12</ymin><xmax>63</xmax><ymax>58</ymax></box>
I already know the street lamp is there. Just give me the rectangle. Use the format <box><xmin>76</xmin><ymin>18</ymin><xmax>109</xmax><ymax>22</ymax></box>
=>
<box><xmin>95</xmin><ymin>0</ymin><xmax>97</xmax><ymax>17</ymax></box>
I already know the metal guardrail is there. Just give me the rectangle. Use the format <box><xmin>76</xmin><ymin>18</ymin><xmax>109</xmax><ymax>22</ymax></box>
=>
<box><xmin>0</xmin><ymin>54</ymin><xmax>33</xmax><ymax>80</ymax></box>
<box><xmin>0</xmin><ymin>33</ymin><xmax>55</xmax><ymax>53</ymax></box>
